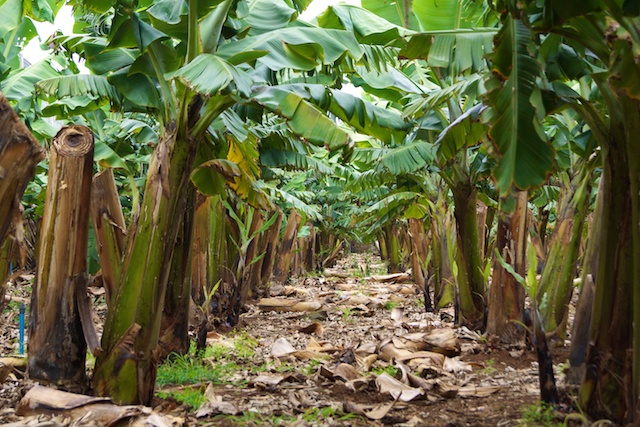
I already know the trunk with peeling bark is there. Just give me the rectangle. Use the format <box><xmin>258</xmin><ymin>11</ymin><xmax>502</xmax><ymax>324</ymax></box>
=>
<box><xmin>487</xmin><ymin>191</ymin><xmax>529</xmax><ymax>343</ymax></box>
<box><xmin>158</xmin><ymin>185</ymin><xmax>196</xmax><ymax>359</ymax></box>
<box><xmin>0</xmin><ymin>93</ymin><xmax>45</xmax><ymax>243</ymax></box>
<box><xmin>259</xmin><ymin>210</ymin><xmax>283</xmax><ymax>291</ymax></box>
<box><xmin>272</xmin><ymin>209</ymin><xmax>301</xmax><ymax>287</ymax></box>
<box><xmin>537</xmin><ymin>168</ymin><xmax>591</xmax><ymax>340</ymax></box>
<box><xmin>452</xmin><ymin>181</ymin><xmax>486</xmax><ymax>331</ymax></box>
<box><xmin>93</xmin><ymin>124</ymin><xmax>200</xmax><ymax>405</ymax></box>
<box><xmin>28</xmin><ymin>126</ymin><xmax>94</xmax><ymax>391</ymax></box>
<box><xmin>408</xmin><ymin>217</ymin><xmax>432</xmax><ymax>312</ymax></box>
<box><xmin>0</xmin><ymin>237</ymin><xmax>13</xmax><ymax>312</ymax></box>
<box><xmin>90</xmin><ymin>169</ymin><xmax>127</xmax><ymax>305</ymax></box>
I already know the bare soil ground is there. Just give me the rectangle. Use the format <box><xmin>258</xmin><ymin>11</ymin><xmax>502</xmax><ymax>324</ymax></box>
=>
<box><xmin>0</xmin><ymin>252</ymin><xmax>582</xmax><ymax>426</ymax></box>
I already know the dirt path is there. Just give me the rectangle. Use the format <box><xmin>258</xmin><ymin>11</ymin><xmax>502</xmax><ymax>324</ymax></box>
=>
<box><xmin>0</xmin><ymin>252</ymin><xmax>576</xmax><ymax>426</ymax></box>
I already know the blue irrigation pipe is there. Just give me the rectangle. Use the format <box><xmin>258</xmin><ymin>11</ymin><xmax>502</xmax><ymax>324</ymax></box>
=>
<box><xmin>19</xmin><ymin>303</ymin><xmax>25</xmax><ymax>355</ymax></box>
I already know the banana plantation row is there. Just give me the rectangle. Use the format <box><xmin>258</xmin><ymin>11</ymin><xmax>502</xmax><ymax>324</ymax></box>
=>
<box><xmin>0</xmin><ymin>0</ymin><xmax>638</xmax><ymax>424</ymax></box>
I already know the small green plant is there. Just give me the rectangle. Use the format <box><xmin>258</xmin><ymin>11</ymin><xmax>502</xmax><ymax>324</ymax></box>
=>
<box><xmin>481</xmin><ymin>358</ymin><xmax>497</xmax><ymax>375</ymax></box>
<box><xmin>519</xmin><ymin>402</ymin><xmax>558</xmax><ymax>427</ymax></box>
<box><xmin>371</xmin><ymin>365</ymin><xmax>399</xmax><ymax>376</ymax></box>
<box><xmin>156</xmin><ymin>386</ymin><xmax>205</xmax><ymax>409</ymax></box>
<box><xmin>384</xmin><ymin>300</ymin><xmax>399</xmax><ymax>310</ymax></box>
<box><xmin>301</xmin><ymin>358</ymin><xmax>322</xmax><ymax>375</ymax></box>
<box><xmin>341</xmin><ymin>307</ymin><xmax>354</xmax><ymax>323</ymax></box>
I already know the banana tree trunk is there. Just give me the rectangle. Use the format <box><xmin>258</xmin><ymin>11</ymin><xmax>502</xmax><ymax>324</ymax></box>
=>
<box><xmin>408</xmin><ymin>217</ymin><xmax>432</xmax><ymax>312</ymax></box>
<box><xmin>580</xmin><ymin>101</ymin><xmax>636</xmax><ymax>423</ymax></box>
<box><xmin>486</xmin><ymin>191</ymin><xmax>529</xmax><ymax>343</ymax></box>
<box><xmin>259</xmin><ymin>210</ymin><xmax>283</xmax><ymax>292</ymax></box>
<box><xmin>93</xmin><ymin>124</ymin><xmax>200</xmax><ymax>405</ymax></box>
<box><xmin>0</xmin><ymin>92</ymin><xmax>45</xmax><ymax>243</ymax></box>
<box><xmin>28</xmin><ymin>126</ymin><xmax>94</xmax><ymax>390</ymax></box>
<box><xmin>384</xmin><ymin>222</ymin><xmax>403</xmax><ymax>273</ymax></box>
<box><xmin>90</xmin><ymin>169</ymin><xmax>127</xmax><ymax>305</ymax></box>
<box><xmin>0</xmin><ymin>236</ymin><xmax>14</xmax><ymax>312</ymax></box>
<box><xmin>538</xmin><ymin>168</ymin><xmax>591</xmax><ymax>340</ymax></box>
<box><xmin>158</xmin><ymin>185</ymin><xmax>196</xmax><ymax>359</ymax></box>
<box><xmin>569</xmin><ymin>176</ymin><xmax>604</xmax><ymax>384</ymax></box>
<box><xmin>452</xmin><ymin>182</ymin><xmax>486</xmax><ymax>331</ymax></box>
<box><xmin>272</xmin><ymin>209</ymin><xmax>301</xmax><ymax>287</ymax></box>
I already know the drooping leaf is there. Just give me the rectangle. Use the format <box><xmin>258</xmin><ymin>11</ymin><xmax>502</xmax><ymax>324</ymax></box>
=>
<box><xmin>36</xmin><ymin>74</ymin><xmax>123</xmax><ymax>110</ymax></box>
<box><xmin>167</xmin><ymin>53</ymin><xmax>253</xmax><ymax>98</ymax></box>
<box><xmin>246</xmin><ymin>0</ymin><xmax>296</xmax><ymax>35</ymax></box>
<box><xmin>317</xmin><ymin>4</ymin><xmax>411</xmax><ymax>45</ymax></box>
<box><xmin>108</xmin><ymin>67</ymin><xmax>161</xmax><ymax>109</ymax></box>
<box><xmin>435</xmin><ymin>103</ymin><xmax>486</xmax><ymax>163</ymax></box>
<box><xmin>378</xmin><ymin>141</ymin><xmax>436</xmax><ymax>174</ymax></box>
<box><xmin>251</xmin><ymin>85</ymin><xmax>348</xmax><ymax>150</ymax></box>
<box><xmin>2</xmin><ymin>58</ymin><xmax>59</xmax><ymax>100</ymax></box>
<box><xmin>216</xmin><ymin>27</ymin><xmax>363</xmax><ymax>71</ymax></box>
<box><xmin>484</xmin><ymin>15</ymin><xmax>553</xmax><ymax>195</ymax></box>
<box><xmin>261</xmin><ymin>149</ymin><xmax>333</xmax><ymax>174</ymax></box>
<box><xmin>83</xmin><ymin>42</ymin><xmax>140</xmax><ymax>75</ymax></box>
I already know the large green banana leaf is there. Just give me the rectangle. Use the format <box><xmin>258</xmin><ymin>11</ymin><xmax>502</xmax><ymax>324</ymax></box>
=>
<box><xmin>268</xmin><ymin>84</ymin><xmax>411</xmax><ymax>144</ymax></box>
<box><xmin>216</xmin><ymin>27</ymin><xmax>363</xmax><ymax>71</ymax></box>
<box><xmin>484</xmin><ymin>15</ymin><xmax>553</xmax><ymax>195</ymax></box>
<box><xmin>251</xmin><ymin>85</ymin><xmax>348</xmax><ymax>150</ymax></box>
<box><xmin>167</xmin><ymin>53</ymin><xmax>253</xmax><ymax>98</ymax></box>
<box><xmin>317</xmin><ymin>4</ymin><xmax>412</xmax><ymax>45</ymax></box>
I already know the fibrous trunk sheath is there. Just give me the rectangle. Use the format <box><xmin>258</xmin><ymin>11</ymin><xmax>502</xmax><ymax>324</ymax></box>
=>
<box><xmin>28</xmin><ymin>126</ymin><xmax>94</xmax><ymax>391</ymax></box>
<box><xmin>94</xmin><ymin>125</ymin><xmax>199</xmax><ymax>405</ymax></box>
<box><xmin>0</xmin><ymin>92</ymin><xmax>45</xmax><ymax>243</ymax></box>
<box><xmin>90</xmin><ymin>169</ymin><xmax>127</xmax><ymax>305</ymax></box>
<box><xmin>487</xmin><ymin>191</ymin><xmax>528</xmax><ymax>343</ymax></box>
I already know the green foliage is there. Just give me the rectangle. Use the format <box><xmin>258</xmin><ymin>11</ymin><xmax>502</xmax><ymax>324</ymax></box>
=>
<box><xmin>371</xmin><ymin>365</ymin><xmax>398</xmax><ymax>376</ymax></box>
<box><xmin>156</xmin><ymin>387</ymin><xmax>205</xmax><ymax>409</ymax></box>
<box><xmin>519</xmin><ymin>402</ymin><xmax>558</xmax><ymax>427</ymax></box>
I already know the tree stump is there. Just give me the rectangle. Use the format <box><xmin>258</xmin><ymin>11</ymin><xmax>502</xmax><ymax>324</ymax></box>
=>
<box><xmin>28</xmin><ymin>125</ymin><xmax>94</xmax><ymax>391</ymax></box>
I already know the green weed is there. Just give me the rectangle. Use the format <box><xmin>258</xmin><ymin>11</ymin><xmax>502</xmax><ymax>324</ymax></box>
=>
<box><xmin>519</xmin><ymin>402</ymin><xmax>558</xmax><ymax>427</ymax></box>
<box><xmin>371</xmin><ymin>365</ymin><xmax>399</xmax><ymax>376</ymax></box>
<box><xmin>156</xmin><ymin>386</ymin><xmax>205</xmax><ymax>409</ymax></box>
<box><xmin>384</xmin><ymin>300</ymin><xmax>398</xmax><ymax>310</ymax></box>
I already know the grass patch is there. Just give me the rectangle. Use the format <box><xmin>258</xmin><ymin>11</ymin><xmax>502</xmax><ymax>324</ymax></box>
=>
<box><xmin>518</xmin><ymin>402</ymin><xmax>558</xmax><ymax>427</ymax></box>
<box><xmin>157</xmin><ymin>331</ymin><xmax>260</xmax><ymax>387</ymax></box>
<box><xmin>371</xmin><ymin>365</ymin><xmax>399</xmax><ymax>377</ymax></box>
<box><xmin>157</xmin><ymin>386</ymin><xmax>205</xmax><ymax>409</ymax></box>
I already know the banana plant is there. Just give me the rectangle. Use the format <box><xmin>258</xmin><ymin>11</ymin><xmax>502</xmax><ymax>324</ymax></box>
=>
<box><xmin>26</xmin><ymin>0</ymin><xmax>379</xmax><ymax>404</ymax></box>
<box><xmin>489</xmin><ymin>1</ymin><xmax>640</xmax><ymax>423</ymax></box>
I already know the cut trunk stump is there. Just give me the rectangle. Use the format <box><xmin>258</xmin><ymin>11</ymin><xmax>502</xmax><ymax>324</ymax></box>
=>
<box><xmin>28</xmin><ymin>125</ymin><xmax>94</xmax><ymax>391</ymax></box>
<box><xmin>0</xmin><ymin>92</ymin><xmax>45</xmax><ymax>244</ymax></box>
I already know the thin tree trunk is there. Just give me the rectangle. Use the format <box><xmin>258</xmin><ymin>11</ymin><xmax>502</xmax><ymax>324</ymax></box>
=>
<box><xmin>90</xmin><ymin>169</ymin><xmax>127</xmax><ymax>305</ymax></box>
<box><xmin>486</xmin><ymin>191</ymin><xmax>528</xmax><ymax>343</ymax></box>
<box><xmin>272</xmin><ymin>210</ymin><xmax>301</xmax><ymax>287</ymax></box>
<box><xmin>28</xmin><ymin>126</ymin><xmax>94</xmax><ymax>391</ymax></box>
<box><xmin>0</xmin><ymin>92</ymin><xmax>45</xmax><ymax>243</ymax></box>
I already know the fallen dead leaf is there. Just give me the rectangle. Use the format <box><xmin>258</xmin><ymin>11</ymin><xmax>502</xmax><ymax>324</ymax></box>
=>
<box><xmin>375</xmin><ymin>372</ymin><xmax>424</xmax><ymax>402</ymax></box>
